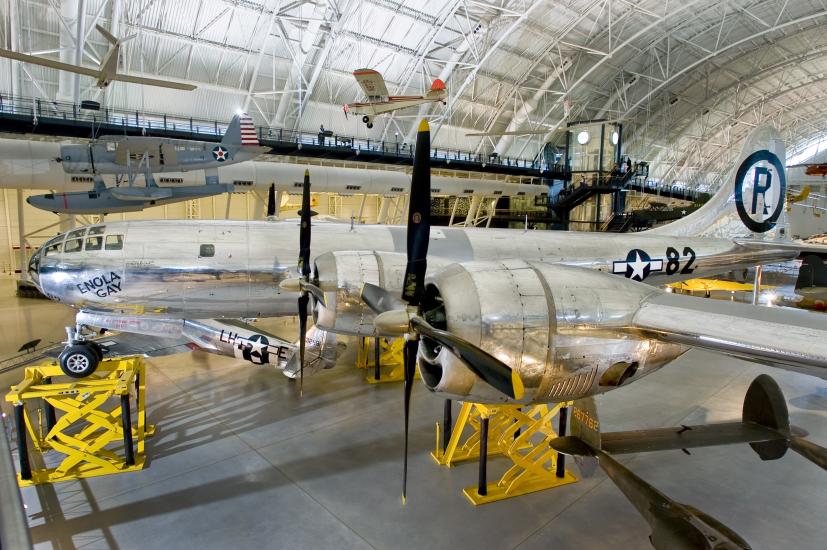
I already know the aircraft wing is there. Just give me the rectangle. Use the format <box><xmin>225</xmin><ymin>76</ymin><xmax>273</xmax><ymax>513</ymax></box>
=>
<box><xmin>353</xmin><ymin>68</ymin><xmax>389</xmax><ymax>99</ymax></box>
<box><xmin>626</xmin><ymin>290</ymin><xmax>827</xmax><ymax>377</ymax></box>
<box><xmin>0</xmin><ymin>48</ymin><xmax>99</xmax><ymax>77</ymax></box>
<box><xmin>112</xmin><ymin>73</ymin><xmax>197</xmax><ymax>91</ymax></box>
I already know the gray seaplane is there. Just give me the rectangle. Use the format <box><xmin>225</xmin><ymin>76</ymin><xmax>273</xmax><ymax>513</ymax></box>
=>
<box><xmin>26</xmin><ymin>113</ymin><xmax>266</xmax><ymax>214</ymax></box>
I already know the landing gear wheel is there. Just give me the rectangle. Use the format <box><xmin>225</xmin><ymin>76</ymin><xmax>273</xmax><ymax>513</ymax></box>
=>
<box><xmin>362</xmin><ymin>115</ymin><xmax>370</xmax><ymax>123</ymax></box>
<box><xmin>87</xmin><ymin>341</ymin><xmax>104</xmax><ymax>361</ymax></box>
<box><xmin>367</xmin><ymin>122</ymin><xmax>374</xmax><ymax>129</ymax></box>
<box><xmin>58</xmin><ymin>344</ymin><xmax>100</xmax><ymax>378</ymax></box>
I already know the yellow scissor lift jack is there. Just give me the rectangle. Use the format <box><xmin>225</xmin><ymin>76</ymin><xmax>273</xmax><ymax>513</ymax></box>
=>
<box><xmin>5</xmin><ymin>356</ymin><xmax>152</xmax><ymax>485</ymax></box>
<box><xmin>431</xmin><ymin>400</ymin><xmax>577</xmax><ymax>505</ymax></box>
<box><xmin>356</xmin><ymin>337</ymin><xmax>419</xmax><ymax>384</ymax></box>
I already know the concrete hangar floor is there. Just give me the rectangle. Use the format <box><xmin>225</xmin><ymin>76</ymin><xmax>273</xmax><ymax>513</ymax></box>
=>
<box><xmin>0</xmin><ymin>279</ymin><xmax>825</xmax><ymax>550</ymax></box>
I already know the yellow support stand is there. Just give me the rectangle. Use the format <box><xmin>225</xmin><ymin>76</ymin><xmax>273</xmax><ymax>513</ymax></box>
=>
<box><xmin>5</xmin><ymin>356</ymin><xmax>152</xmax><ymax>486</ymax></box>
<box><xmin>432</xmin><ymin>401</ymin><xmax>577</xmax><ymax>505</ymax></box>
<box><xmin>355</xmin><ymin>337</ymin><xmax>419</xmax><ymax>384</ymax></box>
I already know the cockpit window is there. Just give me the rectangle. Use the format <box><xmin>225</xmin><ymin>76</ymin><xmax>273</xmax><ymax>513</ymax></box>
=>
<box><xmin>67</xmin><ymin>228</ymin><xmax>86</xmax><ymax>240</ymax></box>
<box><xmin>44</xmin><ymin>243</ymin><xmax>62</xmax><ymax>256</ymax></box>
<box><xmin>105</xmin><ymin>235</ymin><xmax>123</xmax><ymax>250</ymax></box>
<box><xmin>199</xmin><ymin>244</ymin><xmax>215</xmax><ymax>257</ymax></box>
<box><xmin>88</xmin><ymin>226</ymin><xmax>105</xmax><ymax>235</ymax></box>
<box><xmin>64</xmin><ymin>238</ymin><xmax>82</xmax><ymax>253</ymax></box>
<box><xmin>85</xmin><ymin>236</ymin><xmax>103</xmax><ymax>251</ymax></box>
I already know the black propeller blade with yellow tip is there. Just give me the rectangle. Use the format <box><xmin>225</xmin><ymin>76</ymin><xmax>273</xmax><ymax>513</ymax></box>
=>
<box><xmin>360</xmin><ymin>119</ymin><xmax>523</xmax><ymax>502</ymax></box>
<box><xmin>296</xmin><ymin>170</ymin><xmax>316</xmax><ymax>393</ymax></box>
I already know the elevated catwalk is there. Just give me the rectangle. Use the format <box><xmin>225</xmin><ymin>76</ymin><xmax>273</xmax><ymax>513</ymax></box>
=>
<box><xmin>0</xmin><ymin>280</ymin><xmax>825</xmax><ymax>549</ymax></box>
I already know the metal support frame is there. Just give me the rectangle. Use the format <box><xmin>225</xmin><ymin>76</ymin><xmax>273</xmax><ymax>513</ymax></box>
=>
<box><xmin>4</xmin><ymin>356</ymin><xmax>153</xmax><ymax>485</ymax></box>
<box><xmin>432</xmin><ymin>401</ymin><xmax>577</xmax><ymax>505</ymax></box>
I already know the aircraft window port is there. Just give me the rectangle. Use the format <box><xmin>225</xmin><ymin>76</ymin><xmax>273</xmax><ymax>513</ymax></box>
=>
<box><xmin>105</xmin><ymin>235</ymin><xmax>124</xmax><ymax>250</ymax></box>
<box><xmin>431</xmin><ymin>188</ymin><xmax>441</xmax><ymax>193</ymax></box>
<box><xmin>346</xmin><ymin>185</ymin><xmax>362</xmax><ymax>190</ymax></box>
<box><xmin>44</xmin><ymin>243</ymin><xmax>62</xmax><ymax>256</ymax></box>
<box><xmin>391</xmin><ymin>187</ymin><xmax>404</xmax><ymax>192</ymax></box>
<box><xmin>67</xmin><ymin>228</ymin><xmax>87</xmax><ymax>240</ymax></box>
<box><xmin>85</xmin><ymin>236</ymin><xmax>103</xmax><ymax>251</ymax></box>
<box><xmin>64</xmin><ymin>238</ymin><xmax>83</xmax><ymax>253</ymax></box>
<box><xmin>44</xmin><ymin>193</ymin><xmax>54</xmax><ymax>199</ymax></box>
<box><xmin>463</xmin><ymin>189</ymin><xmax>474</xmax><ymax>194</ymax></box>
<box><xmin>199</xmin><ymin>244</ymin><xmax>215</xmax><ymax>257</ymax></box>
<box><xmin>88</xmin><ymin>226</ymin><xmax>106</xmax><ymax>235</ymax></box>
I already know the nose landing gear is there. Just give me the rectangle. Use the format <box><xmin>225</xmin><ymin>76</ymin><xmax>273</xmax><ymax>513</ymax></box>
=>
<box><xmin>58</xmin><ymin>324</ymin><xmax>103</xmax><ymax>378</ymax></box>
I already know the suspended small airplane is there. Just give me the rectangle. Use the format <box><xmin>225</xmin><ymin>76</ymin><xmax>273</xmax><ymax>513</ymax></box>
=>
<box><xmin>550</xmin><ymin>374</ymin><xmax>827</xmax><ymax>549</ymax></box>
<box><xmin>788</xmin><ymin>163</ymin><xmax>827</xmax><ymax>178</ymax></box>
<box><xmin>26</xmin><ymin>113</ymin><xmax>265</xmax><ymax>214</ymax></box>
<box><xmin>0</xmin><ymin>24</ymin><xmax>196</xmax><ymax>91</ymax></box>
<box><xmin>343</xmin><ymin>69</ymin><xmax>447</xmax><ymax>129</ymax></box>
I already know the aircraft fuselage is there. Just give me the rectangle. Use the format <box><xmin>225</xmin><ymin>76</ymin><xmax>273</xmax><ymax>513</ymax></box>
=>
<box><xmin>30</xmin><ymin>220</ymin><xmax>796</xmax><ymax>319</ymax></box>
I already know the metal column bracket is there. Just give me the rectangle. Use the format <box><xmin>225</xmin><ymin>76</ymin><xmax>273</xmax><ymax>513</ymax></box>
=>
<box><xmin>432</xmin><ymin>401</ymin><xmax>578</xmax><ymax>505</ymax></box>
<box><xmin>4</xmin><ymin>356</ymin><xmax>152</xmax><ymax>485</ymax></box>
<box><xmin>355</xmin><ymin>337</ymin><xmax>420</xmax><ymax>384</ymax></box>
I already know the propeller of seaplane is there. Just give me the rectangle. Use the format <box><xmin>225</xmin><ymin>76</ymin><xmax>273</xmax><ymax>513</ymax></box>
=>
<box><xmin>359</xmin><ymin>119</ymin><xmax>524</xmax><ymax>502</ymax></box>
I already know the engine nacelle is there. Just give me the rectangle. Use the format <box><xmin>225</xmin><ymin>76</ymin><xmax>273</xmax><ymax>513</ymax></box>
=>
<box><xmin>417</xmin><ymin>259</ymin><xmax>687</xmax><ymax>404</ymax></box>
<box><xmin>312</xmin><ymin>250</ymin><xmax>409</xmax><ymax>335</ymax></box>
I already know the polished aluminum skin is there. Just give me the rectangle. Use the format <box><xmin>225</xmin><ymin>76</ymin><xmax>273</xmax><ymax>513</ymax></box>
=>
<box><xmin>417</xmin><ymin>260</ymin><xmax>687</xmax><ymax>404</ymax></box>
<box><xmin>29</xmin><ymin>220</ymin><xmax>796</xmax><ymax>321</ymax></box>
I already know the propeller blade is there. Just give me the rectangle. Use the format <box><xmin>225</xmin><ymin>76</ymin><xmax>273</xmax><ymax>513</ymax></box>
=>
<box><xmin>362</xmin><ymin>282</ymin><xmax>406</xmax><ymax>314</ymax></box>
<box><xmin>298</xmin><ymin>292</ymin><xmax>309</xmax><ymax>394</ymax></box>
<box><xmin>402</xmin><ymin>337</ymin><xmax>417</xmax><ymax>503</ymax></box>
<box><xmin>266</xmin><ymin>183</ymin><xmax>276</xmax><ymax>217</ymax></box>
<box><xmin>411</xmin><ymin>317</ymin><xmax>524</xmax><ymax>400</ymax></box>
<box><xmin>298</xmin><ymin>169</ymin><xmax>311</xmax><ymax>279</ymax></box>
<box><xmin>401</xmin><ymin>120</ymin><xmax>431</xmax><ymax>306</ymax></box>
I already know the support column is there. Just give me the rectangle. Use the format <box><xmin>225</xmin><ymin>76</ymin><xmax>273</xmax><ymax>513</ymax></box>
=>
<box><xmin>377</xmin><ymin>196</ymin><xmax>391</xmax><ymax>224</ymax></box>
<box><xmin>7</xmin><ymin>0</ymin><xmax>21</xmax><ymax>98</ymax></box>
<box><xmin>465</xmin><ymin>195</ymin><xmax>482</xmax><ymax>226</ymax></box>
<box><xmin>485</xmin><ymin>198</ymin><xmax>497</xmax><ymax>228</ymax></box>
<box><xmin>477</xmin><ymin>415</ymin><xmax>489</xmax><ymax>496</ymax></box>
<box><xmin>357</xmin><ymin>194</ymin><xmax>367</xmax><ymax>224</ymax></box>
<box><xmin>448</xmin><ymin>197</ymin><xmax>459</xmax><ymax>226</ymax></box>
<box><xmin>16</xmin><ymin>190</ymin><xmax>26</xmax><ymax>280</ymax></box>
<box><xmin>273</xmin><ymin>190</ymin><xmax>283</xmax><ymax>218</ymax></box>
<box><xmin>752</xmin><ymin>265</ymin><xmax>763</xmax><ymax>305</ymax></box>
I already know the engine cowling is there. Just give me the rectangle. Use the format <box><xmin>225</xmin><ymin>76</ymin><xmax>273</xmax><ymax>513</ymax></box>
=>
<box><xmin>312</xmin><ymin>250</ymin><xmax>408</xmax><ymax>335</ymax></box>
<box><xmin>417</xmin><ymin>259</ymin><xmax>687</xmax><ymax>404</ymax></box>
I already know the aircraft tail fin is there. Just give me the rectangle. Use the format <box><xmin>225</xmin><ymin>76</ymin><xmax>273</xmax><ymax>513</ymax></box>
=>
<box><xmin>796</xmin><ymin>254</ymin><xmax>827</xmax><ymax>289</ymax></box>
<box><xmin>222</xmin><ymin>113</ymin><xmax>259</xmax><ymax>147</ymax></box>
<box><xmin>742</xmin><ymin>374</ymin><xmax>790</xmax><ymax>460</ymax></box>
<box><xmin>96</xmin><ymin>24</ymin><xmax>119</xmax><ymax>46</ymax></box>
<box><xmin>644</xmin><ymin>125</ymin><xmax>788</xmax><ymax>240</ymax></box>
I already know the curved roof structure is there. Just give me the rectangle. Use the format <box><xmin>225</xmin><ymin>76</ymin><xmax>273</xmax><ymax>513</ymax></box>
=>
<box><xmin>2</xmin><ymin>0</ymin><xmax>827</xmax><ymax>189</ymax></box>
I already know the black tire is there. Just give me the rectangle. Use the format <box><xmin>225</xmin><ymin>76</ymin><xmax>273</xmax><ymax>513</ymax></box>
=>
<box><xmin>87</xmin><ymin>341</ymin><xmax>104</xmax><ymax>361</ymax></box>
<box><xmin>58</xmin><ymin>344</ymin><xmax>100</xmax><ymax>378</ymax></box>
<box><xmin>367</xmin><ymin>122</ymin><xmax>374</xmax><ymax>129</ymax></box>
<box><xmin>362</xmin><ymin>115</ymin><xmax>370</xmax><ymax>123</ymax></box>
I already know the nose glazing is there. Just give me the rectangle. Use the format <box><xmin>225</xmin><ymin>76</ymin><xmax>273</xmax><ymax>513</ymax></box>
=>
<box><xmin>27</xmin><ymin>247</ymin><xmax>42</xmax><ymax>289</ymax></box>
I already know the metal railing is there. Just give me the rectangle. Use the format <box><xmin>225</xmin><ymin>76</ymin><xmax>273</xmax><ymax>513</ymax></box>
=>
<box><xmin>0</xmin><ymin>94</ymin><xmax>564</xmax><ymax>174</ymax></box>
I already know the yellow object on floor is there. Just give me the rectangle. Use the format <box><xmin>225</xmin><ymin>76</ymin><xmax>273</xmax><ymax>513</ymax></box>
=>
<box><xmin>355</xmin><ymin>337</ymin><xmax>419</xmax><ymax>383</ymax></box>
<box><xmin>5</xmin><ymin>355</ymin><xmax>152</xmax><ymax>485</ymax></box>
<box><xmin>432</xmin><ymin>402</ymin><xmax>577</xmax><ymax>505</ymax></box>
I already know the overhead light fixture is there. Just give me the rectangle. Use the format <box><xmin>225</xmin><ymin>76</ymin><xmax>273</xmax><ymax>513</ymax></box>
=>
<box><xmin>611</xmin><ymin>131</ymin><xmax>619</xmax><ymax>145</ymax></box>
<box><xmin>577</xmin><ymin>131</ymin><xmax>590</xmax><ymax>145</ymax></box>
